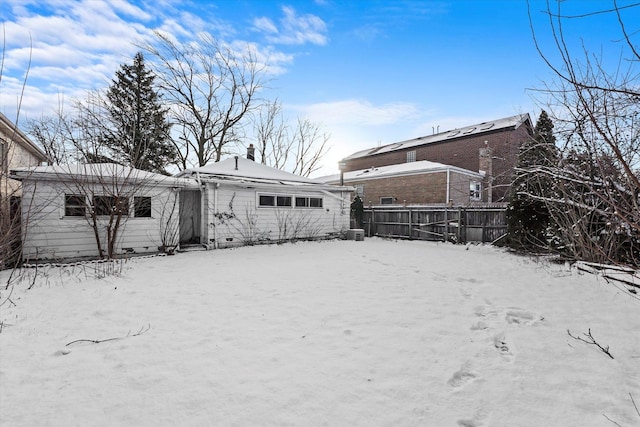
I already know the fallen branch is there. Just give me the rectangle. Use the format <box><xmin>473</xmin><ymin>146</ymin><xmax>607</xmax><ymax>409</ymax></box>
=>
<box><xmin>65</xmin><ymin>324</ymin><xmax>151</xmax><ymax>347</ymax></box>
<box><xmin>631</xmin><ymin>393</ymin><xmax>640</xmax><ymax>417</ymax></box>
<box><xmin>602</xmin><ymin>413</ymin><xmax>622</xmax><ymax>426</ymax></box>
<box><xmin>567</xmin><ymin>328</ymin><xmax>614</xmax><ymax>359</ymax></box>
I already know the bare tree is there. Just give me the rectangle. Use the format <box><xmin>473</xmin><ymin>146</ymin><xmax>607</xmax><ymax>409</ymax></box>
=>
<box><xmin>141</xmin><ymin>32</ymin><xmax>266</xmax><ymax>169</ymax></box>
<box><xmin>251</xmin><ymin>99</ymin><xmax>330</xmax><ymax>177</ymax></box>
<box><xmin>525</xmin><ymin>0</ymin><xmax>640</xmax><ymax>267</ymax></box>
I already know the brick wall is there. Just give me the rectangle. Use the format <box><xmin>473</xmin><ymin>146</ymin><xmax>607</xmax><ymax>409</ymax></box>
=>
<box><xmin>350</xmin><ymin>170</ymin><xmax>481</xmax><ymax>206</ymax></box>
<box><xmin>343</xmin><ymin>125</ymin><xmax>531</xmax><ymax>202</ymax></box>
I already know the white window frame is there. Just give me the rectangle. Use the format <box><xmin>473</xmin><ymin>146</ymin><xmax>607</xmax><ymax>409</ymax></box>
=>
<box><xmin>470</xmin><ymin>181</ymin><xmax>482</xmax><ymax>201</ymax></box>
<box><xmin>64</xmin><ymin>194</ymin><xmax>87</xmax><ymax>217</ymax></box>
<box><xmin>257</xmin><ymin>193</ymin><xmax>293</xmax><ymax>208</ymax></box>
<box><xmin>295</xmin><ymin>196</ymin><xmax>323</xmax><ymax>209</ymax></box>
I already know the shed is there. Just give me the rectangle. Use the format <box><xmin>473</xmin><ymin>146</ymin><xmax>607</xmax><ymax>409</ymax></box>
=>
<box><xmin>175</xmin><ymin>156</ymin><xmax>352</xmax><ymax>248</ymax></box>
<box><xmin>11</xmin><ymin>163</ymin><xmax>195</xmax><ymax>262</ymax></box>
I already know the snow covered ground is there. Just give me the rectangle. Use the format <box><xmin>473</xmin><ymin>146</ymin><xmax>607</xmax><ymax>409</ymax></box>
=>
<box><xmin>1</xmin><ymin>238</ymin><xmax>639</xmax><ymax>426</ymax></box>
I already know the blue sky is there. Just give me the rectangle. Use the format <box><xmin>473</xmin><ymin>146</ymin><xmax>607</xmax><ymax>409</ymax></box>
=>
<box><xmin>1</xmin><ymin>0</ymin><xmax>638</xmax><ymax>176</ymax></box>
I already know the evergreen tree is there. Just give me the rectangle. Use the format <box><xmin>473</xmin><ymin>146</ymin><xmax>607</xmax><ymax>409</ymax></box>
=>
<box><xmin>351</xmin><ymin>195</ymin><xmax>364</xmax><ymax>228</ymax></box>
<box><xmin>506</xmin><ymin>110</ymin><xmax>558</xmax><ymax>251</ymax></box>
<box><xmin>103</xmin><ymin>52</ymin><xmax>176</xmax><ymax>174</ymax></box>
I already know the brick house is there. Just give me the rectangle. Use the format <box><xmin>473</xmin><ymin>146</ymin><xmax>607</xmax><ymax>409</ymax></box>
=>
<box><xmin>339</xmin><ymin>114</ymin><xmax>533</xmax><ymax>203</ymax></box>
<box><xmin>319</xmin><ymin>160</ymin><xmax>484</xmax><ymax>206</ymax></box>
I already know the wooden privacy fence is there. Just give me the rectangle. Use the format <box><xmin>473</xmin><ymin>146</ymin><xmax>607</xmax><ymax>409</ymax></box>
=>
<box><xmin>362</xmin><ymin>205</ymin><xmax>507</xmax><ymax>244</ymax></box>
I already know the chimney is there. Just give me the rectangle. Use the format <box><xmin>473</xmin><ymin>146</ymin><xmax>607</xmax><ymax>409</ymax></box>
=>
<box><xmin>247</xmin><ymin>144</ymin><xmax>255</xmax><ymax>161</ymax></box>
<box><xmin>479</xmin><ymin>145</ymin><xmax>493</xmax><ymax>203</ymax></box>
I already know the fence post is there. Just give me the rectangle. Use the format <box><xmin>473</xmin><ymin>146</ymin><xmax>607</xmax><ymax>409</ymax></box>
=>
<box><xmin>371</xmin><ymin>206</ymin><xmax>375</xmax><ymax>236</ymax></box>
<box><xmin>456</xmin><ymin>206</ymin><xmax>462</xmax><ymax>243</ymax></box>
<box><xmin>444</xmin><ymin>207</ymin><xmax>449</xmax><ymax>242</ymax></box>
<box><xmin>408</xmin><ymin>207</ymin><xmax>413</xmax><ymax>240</ymax></box>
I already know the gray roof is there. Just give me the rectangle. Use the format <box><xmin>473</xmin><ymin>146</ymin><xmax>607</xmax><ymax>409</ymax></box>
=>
<box><xmin>342</xmin><ymin>113</ymin><xmax>531</xmax><ymax>161</ymax></box>
<box><xmin>318</xmin><ymin>160</ymin><xmax>482</xmax><ymax>184</ymax></box>
<box><xmin>176</xmin><ymin>156</ymin><xmax>352</xmax><ymax>191</ymax></box>
<box><xmin>176</xmin><ymin>156</ymin><xmax>318</xmax><ymax>184</ymax></box>
<box><xmin>11</xmin><ymin>163</ymin><xmax>192</xmax><ymax>187</ymax></box>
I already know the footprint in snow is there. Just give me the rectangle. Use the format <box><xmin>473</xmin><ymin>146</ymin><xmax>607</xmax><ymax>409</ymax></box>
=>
<box><xmin>457</xmin><ymin>408</ymin><xmax>489</xmax><ymax>427</ymax></box>
<box><xmin>493</xmin><ymin>332</ymin><xmax>515</xmax><ymax>362</ymax></box>
<box><xmin>505</xmin><ymin>309</ymin><xmax>544</xmax><ymax>326</ymax></box>
<box><xmin>448</xmin><ymin>362</ymin><xmax>477</xmax><ymax>388</ymax></box>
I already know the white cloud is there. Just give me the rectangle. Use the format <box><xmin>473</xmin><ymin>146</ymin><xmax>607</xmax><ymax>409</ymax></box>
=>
<box><xmin>254</xmin><ymin>6</ymin><xmax>328</xmax><ymax>46</ymax></box>
<box><xmin>294</xmin><ymin>99</ymin><xmax>421</xmax><ymax>126</ymax></box>
<box><xmin>252</xmin><ymin>16</ymin><xmax>278</xmax><ymax>35</ymax></box>
<box><xmin>0</xmin><ymin>1</ymin><xmax>309</xmax><ymax>121</ymax></box>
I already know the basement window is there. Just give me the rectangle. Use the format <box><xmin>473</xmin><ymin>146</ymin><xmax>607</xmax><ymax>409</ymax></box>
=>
<box><xmin>406</xmin><ymin>150</ymin><xmax>416</xmax><ymax>163</ymax></box>
<box><xmin>93</xmin><ymin>195</ymin><xmax>129</xmax><ymax>216</ymax></box>
<box><xmin>65</xmin><ymin>194</ymin><xmax>87</xmax><ymax>216</ymax></box>
<box><xmin>134</xmin><ymin>196</ymin><xmax>152</xmax><ymax>218</ymax></box>
<box><xmin>380</xmin><ymin>197</ymin><xmax>394</xmax><ymax>205</ymax></box>
<box><xmin>470</xmin><ymin>181</ymin><xmax>482</xmax><ymax>201</ymax></box>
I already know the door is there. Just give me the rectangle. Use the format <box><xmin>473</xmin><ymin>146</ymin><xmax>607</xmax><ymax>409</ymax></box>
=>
<box><xmin>179</xmin><ymin>190</ymin><xmax>201</xmax><ymax>244</ymax></box>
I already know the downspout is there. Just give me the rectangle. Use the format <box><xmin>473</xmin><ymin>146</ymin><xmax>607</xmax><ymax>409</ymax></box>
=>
<box><xmin>192</xmin><ymin>170</ymin><xmax>206</xmax><ymax>247</ymax></box>
<box><xmin>213</xmin><ymin>182</ymin><xmax>219</xmax><ymax>249</ymax></box>
<box><xmin>200</xmin><ymin>181</ymin><xmax>206</xmax><ymax>246</ymax></box>
<box><xmin>446</xmin><ymin>168</ymin><xmax>450</xmax><ymax>205</ymax></box>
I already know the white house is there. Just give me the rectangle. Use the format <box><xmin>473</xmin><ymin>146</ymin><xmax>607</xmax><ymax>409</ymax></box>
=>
<box><xmin>175</xmin><ymin>156</ymin><xmax>352</xmax><ymax>248</ymax></box>
<box><xmin>11</xmin><ymin>163</ymin><xmax>195</xmax><ymax>262</ymax></box>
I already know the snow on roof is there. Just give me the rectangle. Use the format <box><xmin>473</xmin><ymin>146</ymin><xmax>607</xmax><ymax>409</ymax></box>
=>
<box><xmin>11</xmin><ymin>163</ymin><xmax>191</xmax><ymax>186</ymax></box>
<box><xmin>176</xmin><ymin>156</ymin><xmax>321</xmax><ymax>185</ymax></box>
<box><xmin>317</xmin><ymin>160</ymin><xmax>482</xmax><ymax>184</ymax></box>
<box><xmin>342</xmin><ymin>113</ymin><xmax>531</xmax><ymax>161</ymax></box>
<box><xmin>0</xmin><ymin>112</ymin><xmax>49</xmax><ymax>162</ymax></box>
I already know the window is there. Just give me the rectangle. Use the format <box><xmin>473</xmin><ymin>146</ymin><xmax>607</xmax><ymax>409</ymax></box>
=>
<box><xmin>354</xmin><ymin>184</ymin><xmax>365</xmax><ymax>199</ymax></box>
<box><xmin>406</xmin><ymin>150</ymin><xmax>416</xmax><ymax>163</ymax></box>
<box><xmin>134</xmin><ymin>196</ymin><xmax>152</xmax><ymax>217</ymax></box>
<box><xmin>309</xmin><ymin>197</ymin><xmax>323</xmax><ymax>208</ymax></box>
<box><xmin>93</xmin><ymin>195</ymin><xmax>129</xmax><ymax>216</ymax></box>
<box><xmin>259</xmin><ymin>195</ymin><xmax>275</xmax><ymax>206</ymax></box>
<box><xmin>380</xmin><ymin>197</ymin><xmax>394</xmax><ymax>205</ymax></box>
<box><xmin>259</xmin><ymin>194</ymin><xmax>292</xmax><ymax>208</ymax></box>
<box><xmin>295</xmin><ymin>196</ymin><xmax>323</xmax><ymax>208</ymax></box>
<box><xmin>277</xmin><ymin>196</ymin><xmax>292</xmax><ymax>207</ymax></box>
<box><xmin>470</xmin><ymin>181</ymin><xmax>482</xmax><ymax>201</ymax></box>
<box><xmin>65</xmin><ymin>194</ymin><xmax>86</xmax><ymax>216</ymax></box>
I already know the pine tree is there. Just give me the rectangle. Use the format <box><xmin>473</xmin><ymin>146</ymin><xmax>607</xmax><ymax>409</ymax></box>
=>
<box><xmin>351</xmin><ymin>195</ymin><xmax>364</xmax><ymax>228</ymax></box>
<box><xmin>506</xmin><ymin>110</ymin><xmax>558</xmax><ymax>251</ymax></box>
<box><xmin>103</xmin><ymin>52</ymin><xmax>176</xmax><ymax>174</ymax></box>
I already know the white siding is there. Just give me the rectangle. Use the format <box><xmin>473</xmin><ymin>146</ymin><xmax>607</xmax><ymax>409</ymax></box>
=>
<box><xmin>204</xmin><ymin>182</ymin><xmax>350</xmax><ymax>248</ymax></box>
<box><xmin>20</xmin><ymin>179</ymin><xmax>180</xmax><ymax>261</ymax></box>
